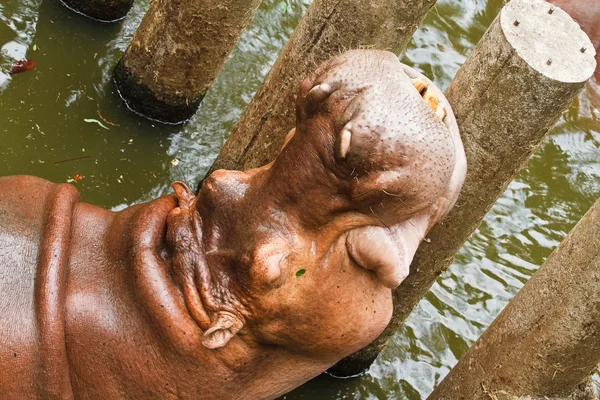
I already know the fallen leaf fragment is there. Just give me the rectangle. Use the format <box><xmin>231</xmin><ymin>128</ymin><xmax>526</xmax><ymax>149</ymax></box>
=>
<box><xmin>551</xmin><ymin>363</ymin><xmax>566</xmax><ymax>373</ymax></box>
<box><xmin>10</xmin><ymin>59</ymin><xmax>35</xmax><ymax>75</ymax></box>
<box><xmin>84</xmin><ymin>118</ymin><xmax>109</xmax><ymax>130</ymax></box>
<box><xmin>67</xmin><ymin>174</ymin><xmax>83</xmax><ymax>184</ymax></box>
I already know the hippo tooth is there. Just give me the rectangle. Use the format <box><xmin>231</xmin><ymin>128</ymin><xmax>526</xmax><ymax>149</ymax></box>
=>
<box><xmin>319</xmin><ymin>83</ymin><xmax>331</xmax><ymax>94</ymax></box>
<box><xmin>307</xmin><ymin>83</ymin><xmax>332</xmax><ymax>104</ymax></box>
<box><xmin>435</xmin><ymin>105</ymin><xmax>446</xmax><ymax>121</ymax></box>
<box><xmin>339</xmin><ymin>125</ymin><xmax>352</xmax><ymax>159</ymax></box>
<box><xmin>410</xmin><ymin>78</ymin><xmax>427</xmax><ymax>94</ymax></box>
<box><xmin>423</xmin><ymin>90</ymin><xmax>439</xmax><ymax>111</ymax></box>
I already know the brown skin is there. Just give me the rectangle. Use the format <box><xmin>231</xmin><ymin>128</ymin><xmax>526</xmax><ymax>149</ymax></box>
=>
<box><xmin>0</xmin><ymin>50</ymin><xmax>466</xmax><ymax>399</ymax></box>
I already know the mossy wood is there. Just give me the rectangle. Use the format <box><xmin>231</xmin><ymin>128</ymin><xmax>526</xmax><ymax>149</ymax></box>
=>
<box><xmin>428</xmin><ymin>197</ymin><xmax>600</xmax><ymax>399</ymax></box>
<box><xmin>329</xmin><ymin>0</ymin><xmax>596</xmax><ymax>376</ymax></box>
<box><xmin>114</xmin><ymin>0</ymin><xmax>262</xmax><ymax>123</ymax></box>
<box><xmin>209</xmin><ymin>0</ymin><xmax>438</xmax><ymax>173</ymax></box>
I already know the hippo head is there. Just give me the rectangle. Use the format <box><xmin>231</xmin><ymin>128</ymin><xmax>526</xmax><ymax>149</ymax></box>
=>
<box><xmin>166</xmin><ymin>50</ymin><xmax>466</xmax><ymax>365</ymax></box>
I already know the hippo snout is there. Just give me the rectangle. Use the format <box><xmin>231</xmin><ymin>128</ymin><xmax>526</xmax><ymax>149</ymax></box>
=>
<box><xmin>270</xmin><ymin>50</ymin><xmax>467</xmax><ymax>289</ymax></box>
<box><xmin>296</xmin><ymin>50</ymin><xmax>461</xmax><ymax>225</ymax></box>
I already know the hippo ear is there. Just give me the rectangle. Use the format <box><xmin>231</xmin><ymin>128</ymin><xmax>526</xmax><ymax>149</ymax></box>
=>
<box><xmin>201</xmin><ymin>312</ymin><xmax>244</xmax><ymax>350</ymax></box>
<box><xmin>171</xmin><ymin>181</ymin><xmax>195</xmax><ymax>209</ymax></box>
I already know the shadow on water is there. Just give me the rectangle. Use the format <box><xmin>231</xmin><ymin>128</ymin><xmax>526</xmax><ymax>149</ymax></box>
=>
<box><xmin>1</xmin><ymin>0</ymin><xmax>599</xmax><ymax>398</ymax></box>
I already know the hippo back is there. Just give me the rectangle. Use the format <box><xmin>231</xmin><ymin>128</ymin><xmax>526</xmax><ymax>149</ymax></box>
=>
<box><xmin>0</xmin><ymin>176</ymin><xmax>79</xmax><ymax>399</ymax></box>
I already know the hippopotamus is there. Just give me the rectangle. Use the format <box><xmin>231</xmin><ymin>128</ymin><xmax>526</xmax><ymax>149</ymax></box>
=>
<box><xmin>0</xmin><ymin>50</ymin><xmax>466</xmax><ymax>399</ymax></box>
<box><xmin>548</xmin><ymin>0</ymin><xmax>600</xmax><ymax>98</ymax></box>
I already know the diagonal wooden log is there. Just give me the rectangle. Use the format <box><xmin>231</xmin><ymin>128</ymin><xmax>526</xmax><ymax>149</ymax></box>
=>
<box><xmin>209</xmin><ymin>0</ymin><xmax>438</xmax><ymax>173</ymax></box>
<box><xmin>428</xmin><ymin>196</ymin><xmax>600</xmax><ymax>400</ymax></box>
<box><xmin>328</xmin><ymin>0</ymin><xmax>596</xmax><ymax>377</ymax></box>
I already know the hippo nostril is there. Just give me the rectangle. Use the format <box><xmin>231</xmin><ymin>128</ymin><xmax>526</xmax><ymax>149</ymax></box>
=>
<box><xmin>339</xmin><ymin>124</ymin><xmax>352</xmax><ymax>160</ymax></box>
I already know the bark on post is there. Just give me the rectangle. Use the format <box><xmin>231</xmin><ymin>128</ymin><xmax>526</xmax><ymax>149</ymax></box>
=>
<box><xmin>329</xmin><ymin>0</ymin><xmax>597</xmax><ymax>377</ymax></box>
<box><xmin>428</xmin><ymin>198</ymin><xmax>600</xmax><ymax>400</ymax></box>
<box><xmin>209</xmin><ymin>0</ymin><xmax>438</xmax><ymax>172</ymax></box>
<box><xmin>114</xmin><ymin>0</ymin><xmax>262</xmax><ymax>123</ymax></box>
<box><xmin>59</xmin><ymin>0</ymin><xmax>134</xmax><ymax>22</ymax></box>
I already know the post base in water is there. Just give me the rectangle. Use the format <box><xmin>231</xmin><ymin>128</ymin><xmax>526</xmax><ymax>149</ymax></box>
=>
<box><xmin>326</xmin><ymin>353</ymin><xmax>379</xmax><ymax>378</ymax></box>
<box><xmin>59</xmin><ymin>0</ymin><xmax>134</xmax><ymax>22</ymax></box>
<box><xmin>113</xmin><ymin>59</ymin><xmax>203</xmax><ymax>124</ymax></box>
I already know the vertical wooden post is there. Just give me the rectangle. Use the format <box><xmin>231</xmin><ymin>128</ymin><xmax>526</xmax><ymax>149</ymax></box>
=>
<box><xmin>329</xmin><ymin>0</ymin><xmax>596</xmax><ymax>377</ymax></box>
<box><xmin>209</xmin><ymin>0</ymin><xmax>438</xmax><ymax>172</ymax></box>
<box><xmin>428</xmin><ymin>197</ymin><xmax>600</xmax><ymax>400</ymax></box>
<box><xmin>114</xmin><ymin>0</ymin><xmax>262</xmax><ymax>123</ymax></box>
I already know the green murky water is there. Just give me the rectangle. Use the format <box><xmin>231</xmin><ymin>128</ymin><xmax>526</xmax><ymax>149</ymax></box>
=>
<box><xmin>1</xmin><ymin>0</ymin><xmax>599</xmax><ymax>398</ymax></box>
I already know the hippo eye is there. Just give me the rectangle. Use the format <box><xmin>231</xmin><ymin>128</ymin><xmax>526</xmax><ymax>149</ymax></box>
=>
<box><xmin>410</xmin><ymin>78</ymin><xmax>446</xmax><ymax>120</ymax></box>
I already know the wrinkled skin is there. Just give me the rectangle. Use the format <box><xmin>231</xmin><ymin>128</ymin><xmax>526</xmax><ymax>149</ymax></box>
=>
<box><xmin>0</xmin><ymin>50</ymin><xmax>466</xmax><ymax>399</ymax></box>
<box><xmin>548</xmin><ymin>0</ymin><xmax>600</xmax><ymax>99</ymax></box>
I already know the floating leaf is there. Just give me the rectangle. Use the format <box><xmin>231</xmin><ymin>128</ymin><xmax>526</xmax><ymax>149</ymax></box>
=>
<box><xmin>295</xmin><ymin>269</ymin><xmax>306</xmax><ymax>277</ymax></box>
<box><xmin>171</xmin><ymin>158</ymin><xmax>180</xmax><ymax>166</ymax></box>
<box><xmin>84</xmin><ymin>118</ymin><xmax>109</xmax><ymax>130</ymax></box>
<box><xmin>66</xmin><ymin>178</ymin><xmax>75</xmax><ymax>183</ymax></box>
<box><xmin>33</xmin><ymin>44</ymin><xmax>38</xmax><ymax>51</ymax></box>
<box><xmin>279</xmin><ymin>1</ymin><xmax>289</xmax><ymax>11</ymax></box>
<box><xmin>73</xmin><ymin>173</ymin><xmax>83</xmax><ymax>182</ymax></box>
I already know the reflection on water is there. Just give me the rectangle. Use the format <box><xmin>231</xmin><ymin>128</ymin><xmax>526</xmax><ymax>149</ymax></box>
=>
<box><xmin>1</xmin><ymin>0</ymin><xmax>599</xmax><ymax>398</ymax></box>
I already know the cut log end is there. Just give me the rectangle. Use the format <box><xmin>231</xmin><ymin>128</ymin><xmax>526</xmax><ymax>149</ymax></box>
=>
<box><xmin>501</xmin><ymin>0</ymin><xmax>596</xmax><ymax>83</ymax></box>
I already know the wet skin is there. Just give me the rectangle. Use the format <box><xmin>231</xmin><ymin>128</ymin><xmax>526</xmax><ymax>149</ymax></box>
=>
<box><xmin>0</xmin><ymin>50</ymin><xmax>466</xmax><ymax>399</ymax></box>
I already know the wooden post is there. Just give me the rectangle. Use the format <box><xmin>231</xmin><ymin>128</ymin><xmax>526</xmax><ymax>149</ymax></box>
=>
<box><xmin>209</xmin><ymin>0</ymin><xmax>438</xmax><ymax>172</ymax></box>
<box><xmin>428</xmin><ymin>197</ymin><xmax>600</xmax><ymax>400</ymax></box>
<box><xmin>59</xmin><ymin>0</ymin><xmax>134</xmax><ymax>21</ymax></box>
<box><xmin>114</xmin><ymin>0</ymin><xmax>262</xmax><ymax>123</ymax></box>
<box><xmin>328</xmin><ymin>0</ymin><xmax>596</xmax><ymax>377</ymax></box>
